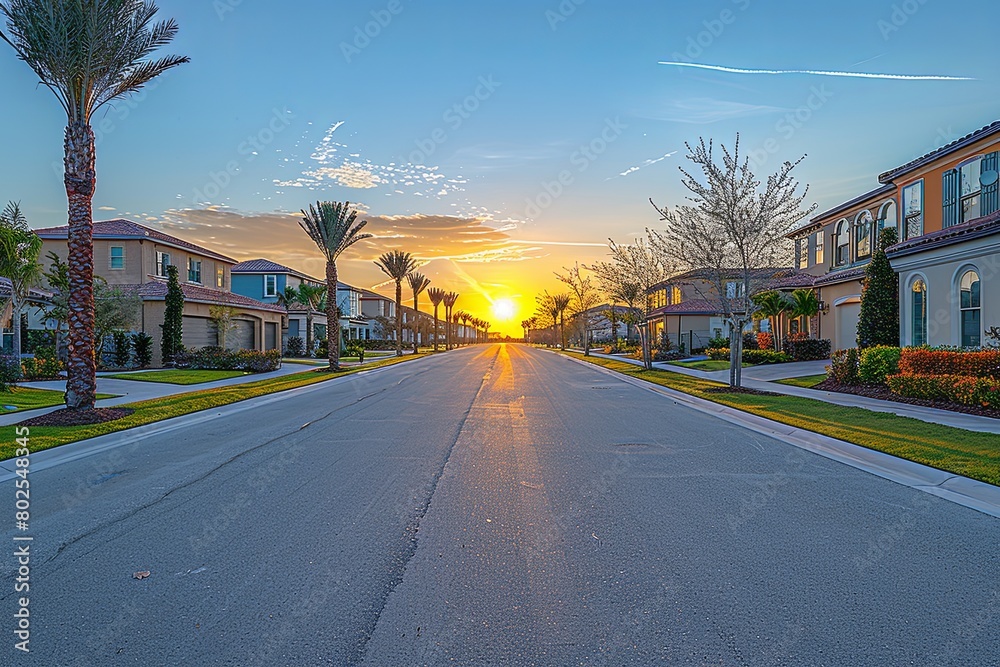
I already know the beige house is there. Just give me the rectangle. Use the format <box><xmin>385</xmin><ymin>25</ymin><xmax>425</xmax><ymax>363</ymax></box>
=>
<box><xmin>789</xmin><ymin>120</ymin><xmax>1000</xmax><ymax>350</ymax></box>
<box><xmin>35</xmin><ymin>219</ymin><xmax>285</xmax><ymax>366</ymax></box>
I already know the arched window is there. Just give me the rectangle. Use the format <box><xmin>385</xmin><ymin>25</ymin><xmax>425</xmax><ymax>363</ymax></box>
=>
<box><xmin>877</xmin><ymin>200</ymin><xmax>898</xmax><ymax>247</ymax></box>
<box><xmin>959</xmin><ymin>270</ymin><xmax>981</xmax><ymax>348</ymax></box>
<box><xmin>835</xmin><ymin>219</ymin><xmax>851</xmax><ymax>266</ymax></box>
<box><xmin>855</xmin><ymin>211</ymin><xmax>874</xmax><ymax>259</ymax></box>
<box><xmin>911</xmin><ymin>279</ymin><xmax>927</xmax><ymax>346</ymax></box>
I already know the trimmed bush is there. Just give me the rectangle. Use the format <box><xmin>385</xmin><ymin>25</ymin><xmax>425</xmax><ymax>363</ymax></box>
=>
<box><xmin>898</xmin><ymin>348</ymin><xmax>1000</xmax><ymax>379</ymax></box>
<box><xmin>22</xmin><ymin>347</ymin><xmax>63</xmax><ymax>380</ymax></box>
<box><xmin>887</xmin><ymin>373</ymin><xmax>1000</xmax><ymax>409</ymax></box>
<box><xmin>133</xmin><ymin>332</ymin><xmax>153</xmax><ymax>368</ymax></box>
<box><xmin>783</xmin><ymin>337</ymin><xmax>832</xmax><ymax>362</ymax></box>
<box><xmin>743</xmin><ymin>332</ymin><xmax>759</xmax><ymax>351</ymax></box>
<box><xmin>707</xmin><ymin>347</ymin><xmax>729</xmax><ymax>361</ymax></box>
<box><xmin>0</xmin><ymin>355</ymin><xmax>22</xmax><ymax>391</ymax></box>
<box><xmin>858</xmin><ymin>346</ymin><xmax>901</xmax><ymax>385</ymax></box>
<box><xmin>706</xmin><ymin>348</ymin><xmax>791</xmax><ymax>364</ymax></box>
<box><xmin>187</xmin><ymin>347</ymin><xmax>282</xmax><ymax>373</ymax></box>
<box><xmin>756</xmin><ymin>332</ymin><xmax>774</xmax><ymax>351</ymax></box>
<box><xmin>284</xmin><ymin>336</ymin><xmax>305</xmax><ymax>357</ymax></box>
<box><xmin>828</xmin><ymin>349</ymin><xmax>860</xmax><ymax>385</ymax></box>
<box><xmin>708</xmin><ymin>335</ymin><xmax>730</xmax><ymax>349</ymax></box>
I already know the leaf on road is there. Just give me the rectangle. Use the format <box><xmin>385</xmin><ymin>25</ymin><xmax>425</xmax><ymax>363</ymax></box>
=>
<box><xmin>133</xmin><ymin>571</ymin><xmax>151</xmax><ymax>580</ymax></box>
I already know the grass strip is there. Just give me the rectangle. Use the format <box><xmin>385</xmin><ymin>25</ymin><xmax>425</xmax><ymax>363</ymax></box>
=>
<box><xmin>2</xmin><ymin>354</ymin><xmax>426</xmax><ymax>460</ymax></box>
<box><xmin>566</xmin><ymin>352</ymin><xmax>1000</xmax><ymax>487</ymax></box>
<box><xmin>102</xmin><ymin>370</ymin><xmax>250</xmax><ymax>385</ymax></box>
<box><xmin>668</xmin><ymin>359</ymin><xmax>754</xmax><ymax>372</ymax></box>
<box><xmin>775</xmin><ymin>375</ymin><xmax>828</xmax><ymax>389</ymax></box>
<box><xmin>0</xmin><ymin>388</ymin><xmax>115</xmax><ymax>413</ymax></box>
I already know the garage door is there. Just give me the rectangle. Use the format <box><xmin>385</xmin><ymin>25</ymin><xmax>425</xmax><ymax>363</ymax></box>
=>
<box><xmin>227</xmin><ymin>319</ymin><xmax>255</xmax><ymax>351</ymax></box>
<box><xmin>836</xmin><ymin>301</ymin><xmax>861</xmax><ymax>351</ymax></box>
<box><xmin>182</xmin><ymin>316</ymin><xmax>217</xmax><ymax>349</ymax></box>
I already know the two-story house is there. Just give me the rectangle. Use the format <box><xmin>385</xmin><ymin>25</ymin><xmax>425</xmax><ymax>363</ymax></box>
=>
<box><xmin>789</xmin><ymin>120</ymin><xmax>1000</xmax><ymax>350</ymax></box>
<box><xmin>231</xmin><ymin>259</ymin><xmax>372</xmax><ymax>350</ymax></box>
<box><xmin>35</xmin><ymin>219</ymin><xmax>285</xmax><ymax>366</ymax></box>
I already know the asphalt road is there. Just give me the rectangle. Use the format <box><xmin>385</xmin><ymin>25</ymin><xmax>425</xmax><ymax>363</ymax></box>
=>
<box><xmin>2</xmin><ymin>344</ymin><xmax>998</xmax><ymax>666</ymax></box>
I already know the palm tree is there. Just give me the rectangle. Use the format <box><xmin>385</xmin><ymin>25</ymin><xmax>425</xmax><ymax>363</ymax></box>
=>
<box><xmin>296</xmin><ymin>284</ymin><xmax>327</xmax><ymax>358</ymax></box>
<box><xmin>453</xmin><ymin>310</ymin><xmax>466</xmax><ymax>346</ymax></box>
<box><xmin>375</xmin><ymin>250</ymin><xmax>417</xmax><ymax>357</ymax></box>
<box><xmin>460</xmin><ymin>312</ymin><xmax>472</xmax><ymax>345</ymax></box>
<box><xmin>427</xmin><ymin>287</ymin><xmax>446</xmax><ymax>352</ymax></box>
<box><xmin>0</xmin><ymin>202</ymin><xmax>41</xmax><ymax>360</ymax></box>
<box><xmin>299</xmin><ymin>201</ymin><xmax>371</xmax><ymax>370</ymax></box>
<box><xmin>1</xmin><ymin>0</ymin><xmax>188</xmax><ymax>410</ymax></box>
<box><xmin>443</xmin><ymin>291</ymin><xmax>459</xmax><ymax>350</ymax></box>
<box><xmin>483</xmin><ymin>319</ymin><xmax>491</xmax><ymax>344</ymax></box>
<box><xmin>407</xmin><ymin>272</ymin><xmax>431</xmax><ymax>354</ymax></box>
<box><xmin>276</xmin><ymin>285</ymin><xmax>299</xmax><ymax>310</ymax></box>
<box><xmin>553</xmin><ymin>293</ymin><xmax>572</xmax><ymax>350</ymax></box>
<box><xmin>753</xmin><ymin>290</ymin><xmax>791</xmax><ymax>351</ymax></box>
<box><xmin>789</xmin><ymin>288</ymin><xmax>820</xmax><ymax>337</ymax></box>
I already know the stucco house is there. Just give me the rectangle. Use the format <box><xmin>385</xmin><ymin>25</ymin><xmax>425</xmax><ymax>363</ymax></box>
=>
<box><xmin>34</xmin><ymin>219</ymin><xmax>285</xmax><ymax>366</ymax></box>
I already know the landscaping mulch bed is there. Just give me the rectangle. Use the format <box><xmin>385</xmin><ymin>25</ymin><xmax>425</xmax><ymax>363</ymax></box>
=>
<box><xmin>813</xmin><ymin>379</ymin><xmax>1000</xmax><ymax>420</ymax></box>
<box><xmin>19</xmin><ymin>408</ymin><xmax>135</xmax><ymax>427</ymax></box>
<box><xmin>704</xmin><ymin>386</ymin><xmax>781</xmax><ymax>397</ymax></box>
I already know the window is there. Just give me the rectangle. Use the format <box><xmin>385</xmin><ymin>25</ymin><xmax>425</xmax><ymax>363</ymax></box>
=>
<box><xmin>216</xmin><ymin>266</ymin><xmax>225</xmax><ymax>289</ymax></box>
<box><xmin>188</xmin><ymin>258</ymin><xmax>202</xmax><ymax>284</ymax></box>
<box><xmin>155</xmin><ymin>251</ymin><xmax>171</xmax><ymax>277</ymax></box>
<box><xmin>855</xmin><ymin>210</ymin><xmax>874</xmax><ymax>260</ymax></box>
<box><xmin>726</xmin><ymin>282</ymin><xmax>746</xmax><ymax>298</ymax></box>
<box><xmin>797</xmin><ymin>238</ymin><xmax>808</xmax><ymax>269</ymax></box>
<box><xmin>835</xmin><ymin>219</ymin><xmax>851</xmax><ymax>266</ymax></box>
<box><xmin>814</xmin><ymin>231</ymin><xmax>825</xmax><ymax>266</ymax></box>
<box><xmin>911</xmin><ymin>279</ymin><xmax>927</xmax><ymax>347</ymax></box>
<box><xmin>109</xmin><ymin>246</ymin><xmax>125</xmax><ymax>270</ymax></box>
<box><xmin>264</xmin><ymin>274</ymin><xmax>278</xmax><ymax>298</ymax></box>
<box><xmin>902</xmin><ymin>182</ymin><xmax>923</xmax><ymax>240</ymax></box>
<box><xmin>959</xmin><ymin>270</ymin><xmax>981</xmax><ymax>348</ymax></box>
<box><xmin>876</xmin><ymin>200</ymin><xmax>898</xmax><ymax>247</ymax></box>
<box><xmin>672</xmin><ymin>286</ymin><xmax>682</xmax><ymax>305</ymax></box>
<box><xmin>960</xmin><ymin>157</ymin><xmax>983</xmax><ymax>223</ymax></box>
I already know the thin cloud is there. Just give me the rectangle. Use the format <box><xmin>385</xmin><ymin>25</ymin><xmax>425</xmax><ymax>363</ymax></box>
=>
<box><xmin>608</xmin><ymin>151</ymin><xmax>678</xmax><ymax>180</ymax></box>
<box><xmin>657</xmin><ymin>61</ymin><xmax>975</xmax><ymax>81</ymax></box>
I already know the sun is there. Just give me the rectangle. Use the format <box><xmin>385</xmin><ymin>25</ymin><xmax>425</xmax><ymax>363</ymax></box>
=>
<box><xmin>491</xmin><ymin>298</ymin><xmax>516</xmax><ymax>322</ymax></box>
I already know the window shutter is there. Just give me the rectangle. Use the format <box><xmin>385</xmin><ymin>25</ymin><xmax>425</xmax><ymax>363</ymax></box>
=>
<box><xmin>942</xmin><ymin>169</ymin><xmax>959</xmax><ymax>228</ymax></box>
<box><xmin>981</xmin><ymin>152</ymin><xmax>999</xmax><ymax>216</ymax></box>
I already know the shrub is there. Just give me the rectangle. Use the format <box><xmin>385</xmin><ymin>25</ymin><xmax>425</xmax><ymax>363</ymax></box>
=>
<box><xmin>858</xmin><ymin>346</ymin><xmax>901</xmax><ymax>385</ymax></box>
<box><xmin>756</xmin><ymin>332</ymin><xmax>774</xmax><ymax>351</ymax></box>
<box><xmin>743</xmin><ymin>332</ymin><xmax>759</xmax><ymax>351</ymax></box>
<box><xmin>112</xmin><ymin>331</ymin><xmax>132</xmax><ymax>368</ymax></box>
<box><xmin>708</xmin><ymin>335</ymin><xmax>730</xmax><ymax>349</ymax></box>
<box><xmin>345</xmin><ymin>341</ymin><xmax>365</xmax><ymax>361</ymax></box>
<box><xmin>284</xmin><ymin>336</ymin><xmax>305</xmax><ymax>357</ymax></box>
<box><xmin>827</xmin><ymin>349</ymin><xmax>860</xmax><ymax>385</ymax></box>
<box><xmin>887</xmin><ymin>373</ymin><xmax>1000</xmax><ymax>409</ymax></box>
<box><xmin>783</xmin><ymin>337</ymin><xmax>833</xmax><ymax>362</ymax></box>
<box><xmin>132</xmin><ymin>332</ymin><xmax>153</xmax><ymax>368</ymax></box>
<box><xmin>898</xmin><ymin>348</ymin><xmax>1000</xmax><ymax>379</ymax></box>
<box><xmin>0</xmin><ymin>354</ymin><xmax>22</xmax><ymax>390</ymax></box>
<box><xmin>187</xmin><ymin>347</ymin><xmax>282</xmax><ymax>373</ymax></box>
<box><xmin>706</xmin><ymin>348</ymin><xmax>791</xmax><ymax>364</ymax></box>
<box><xmin>22</xmin><ymin>347</ymin><xmax>63</xmax><ymax>380</ymax></box>
<box><xmin>316</xmin><ymin>339</ymin><xmax>329</xmax><ymax>359</ymax></box>
<box><xmin>707</xmin><ymin>347</ymin><xmax>729</xmax><ymax>361</ymax></box>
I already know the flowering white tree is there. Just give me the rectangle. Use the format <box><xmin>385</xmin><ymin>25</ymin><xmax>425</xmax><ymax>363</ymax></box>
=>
<box><xmin>555</xmin><ymin>262</ymin><xmax>602</xmax><ymax>356</ymax></box>
<box><xmin>651</xmin><ymin>136</ymin><xmax>815</xmax><ymax>387</ymax></box>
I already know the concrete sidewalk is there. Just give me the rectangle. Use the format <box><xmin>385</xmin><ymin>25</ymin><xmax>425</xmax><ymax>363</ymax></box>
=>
<box><xmin>0</xmin><ymin>353</ymin><xmax>398</xmax><ymax>427</ymax></box>
<box><xmin>585</xmin><ymin>351</ymin><xmax>1000</xmax><ymax>435</ymax></box>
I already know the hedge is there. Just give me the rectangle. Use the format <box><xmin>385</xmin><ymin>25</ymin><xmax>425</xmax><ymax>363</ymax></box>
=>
<box><xmin>898</xmin><ymin>348</ymin><xmax>1000</xmax><ymax>379</ymax></box>
<box><xmin>858</xmin><ymin>346</ymin><xmax>901</xmax><ymax>385</ymax></box>
<box><xmin>707</xmin><ymin>348</ymin><xmax>792</xmax><ymax>364</ymax></box>
<box><xmin>179</xmin><ymin>347</ymin><xmax>282</xmax><ymax>373</ymax></box>
<box><xmin>887</xmin><ymin>373</ymin><xmax>1000</xmax><ymax>410</ymax></box>
<box><xmin>782</xmin><ymin>337</ymin><xmax>832</xmax><ymax>362</ymax></box>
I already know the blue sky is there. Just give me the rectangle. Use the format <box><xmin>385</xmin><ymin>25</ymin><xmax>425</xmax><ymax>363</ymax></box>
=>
<box><xmin>1</xmin><ymin>0</ymin><xmax>997</xmax><ymax>332</ymax></box>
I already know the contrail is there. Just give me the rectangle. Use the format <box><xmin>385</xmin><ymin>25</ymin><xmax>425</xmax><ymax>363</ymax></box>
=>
<box><xmin>657</xmin><ymin>61</ymin><xmax>974</xmax><ymax>81</ymax></box>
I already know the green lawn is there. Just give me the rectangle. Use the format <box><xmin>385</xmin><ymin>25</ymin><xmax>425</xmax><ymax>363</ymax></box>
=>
<box><xmin>1</xmin><ymin>353</ymin><xmax>426</xmax><ymax>460</ymax></box>
<box><xmin>776</xmin><ymin>374</ymin><xmax>828</xmax><ymax>389</ymax></box>
<box><xmin>565</xmin><ymin>352</ymin><xmax>1000</xmax><ymax>487</ymax></box>
<box><xmin>0</xmin><ymin>387</ymin><xmax>115</xmax><ymax>413</ymax></box>
<box><xmin>668</xmin><ymin>359</ymin><xmax>754</xmax><ymax>372</ymax></box>
<box><xmin>103</xmin><ymin>370</ymin><xmax>249</xmax><ymax>385</ymax></box>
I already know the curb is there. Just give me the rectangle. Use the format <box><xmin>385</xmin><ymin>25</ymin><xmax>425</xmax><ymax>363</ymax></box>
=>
<box><xmin>559</xmin><ymin>352</ymin><xmax>1000</xmax><ymax>520</ymax></box>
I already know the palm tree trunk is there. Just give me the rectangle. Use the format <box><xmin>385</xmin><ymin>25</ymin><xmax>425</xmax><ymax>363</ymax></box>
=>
<box><xmin>412</xmin><ymin>295</ymin><xmax>420</xmax><ymax>354</ymax></box>
<box><xmin>11</xmin><ymin>299</ymin><xmax>23</xmax><ymax>361</ymax></box>
<box><xmin>63</xmin><ymin>122</ymin><xmax>98</xmax><ymax>411</ymax></box>
<box><xmin>394</xmin><ymin>281</ymin><xmax>403</xmax><ymax>356</ymax></box>
<box><xmin>306</xmin><ymin>311</ymin><xmax>314</xmax><ymax>356</ymax></box>
<box><xmin>326</xmin><ymin>261</ymin><xmax>340</xmax><ymax>371</ymax></box>
<box><xmin>433</xmin><ymin>304</ymin><xmax>440</xmax><ymax>352</ymax></box>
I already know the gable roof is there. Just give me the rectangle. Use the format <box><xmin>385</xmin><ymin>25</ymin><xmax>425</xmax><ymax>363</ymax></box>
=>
<box><xmin>879</xmin><ymin>121</ymin><xmax>1000</xmax><ymax>184</ymax></box>
<box><xmin>33</xmin><ymin>219</ymin><xmax>236</xmax><ymax>264</ymax></box>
